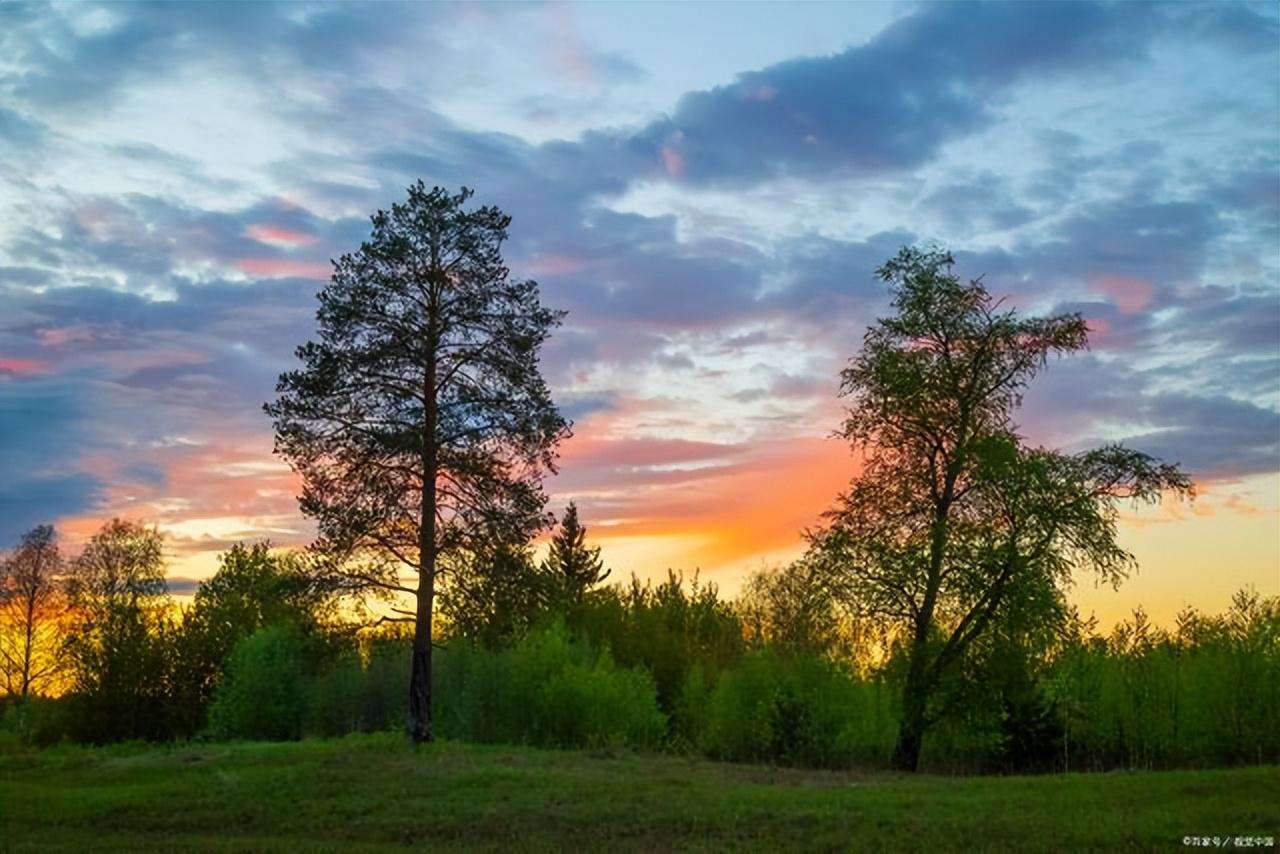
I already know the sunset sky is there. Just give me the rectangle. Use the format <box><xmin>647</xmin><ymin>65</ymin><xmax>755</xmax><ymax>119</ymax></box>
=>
<box><xmin>1</xmin><ymin>1</ymin><xmax>1276</xmax><ymax>628</ymax></box>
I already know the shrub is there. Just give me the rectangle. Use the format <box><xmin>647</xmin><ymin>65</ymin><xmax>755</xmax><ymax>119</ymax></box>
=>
<box><xmin>305</xmin><ymin>652</ymin><xmax>366</xmax><ymax>738</ymax></box>
<box><xmin>206</xmin><ymin>625</ymin><xmax>312</xmax><ymax>741</ymax></box>
<box><xmin>1043</xmin><ymin>593</ymin><xmax>1280</xmax><ymax>770</ymax></box>
<box><xmin>435</xmin><ymin>622</ymin><xmax>666</xmax><ymax>749</ymax></box>
<box><xmin>566</xmin><ymin>571</ymin><xmax>745</xmax><ymax>719</ymax></box>
<box><xmin>996</xmin><ymin>688</ymin><xmax>1065</xmax><ymax>773</ymax></box>
<box><xmin>699</xmin><ymin>650</ymin><xmax>895</xmax><ymax>767</ymax></box>
<box><xmin>359</xmin><ymin>637</ymin><xmax>411</xmax><ymax>733</ymax></box>
<box><xmin>0</xmin><ymin>695</ymin><xmax>77</xmax><ymax>748</ymax></box>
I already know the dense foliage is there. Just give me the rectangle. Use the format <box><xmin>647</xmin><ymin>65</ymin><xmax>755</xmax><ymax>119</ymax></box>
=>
<box><xmin>2</xmin><ymin>519</ymin><xmax>1275</xmax><ymax>773</ymax></box>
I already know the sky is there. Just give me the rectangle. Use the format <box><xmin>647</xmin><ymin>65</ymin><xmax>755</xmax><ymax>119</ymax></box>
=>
<box><xmin>1</xmin><ymin>1</ymin><xmax>1277</xmax><ymax>628</ymax></box>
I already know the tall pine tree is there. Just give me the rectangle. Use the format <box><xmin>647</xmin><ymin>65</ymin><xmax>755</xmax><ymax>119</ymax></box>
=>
<box><xmin>266</xmin><ymin>184</ymin><xmax>569</xmax><ymax>743</ymax></box>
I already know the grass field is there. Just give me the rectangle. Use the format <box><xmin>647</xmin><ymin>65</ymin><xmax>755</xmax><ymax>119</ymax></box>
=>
<box><xmin>2</xmin><ymin>735</ymin><xmax>1277</xmax><ymax>852</ymax></box>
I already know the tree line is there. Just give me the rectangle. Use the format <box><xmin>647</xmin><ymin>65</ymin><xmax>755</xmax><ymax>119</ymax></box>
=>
<box><xmin>2</xmin><ymin>517</ymin><xmax>1276</xmax><ymax>771</ymax></box>
<box><xmin>3</xmin><ymin>183</ymin><xmax>1264</xmax><ymax>774</ymax></box>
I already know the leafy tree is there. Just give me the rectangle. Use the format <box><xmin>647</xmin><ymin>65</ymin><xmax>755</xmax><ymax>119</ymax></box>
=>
<box><xmin>811</xmin><ymin>247</ymin><xmax>1190</xmax><ymax>771</ymax></box>
<box><xmin>571</xmin><ymin>571</ymin><xmax>745</xmax><ymax>721</ymax></box>
<box><xmin>65</xmin><ymin>518</ymin><xmax>166</xmax><ymax>619</ymax></box>
<box><xmin>0</xmin><ymin>525</ymin><xmax>66</xmax><ymax>701</ymax></box>
<box><xmin>543</xmin><ymin>502</ymin><xmax>609</xmax><ymax>605</ymax></box>
<box><xmin>440</xmin><ymin>540</ymin><xmax>550</xmax><ymax>646</ymax></box>
<box><xmin>736</xmin><ymin>558</ymin><xmax>848</xmax><ymax>658</ymax></box>
<box><xmin>62</xmin><ymin>518</ymin><xmax>172</xmax><ymax>742</ymax></box>
<box><xmin>173</xmin><ymin>541</ymin><xmax>332</xmax><ymax>733</ymax></box>
<box><xmin>206</xmin><ymin>624</ymin><xmax>313</xmax><ymax>741</ymax></box>
<box><xmin>266</xmin><ymin>183</ymin><xmax>569</xmax><ymax>742</ymax></box>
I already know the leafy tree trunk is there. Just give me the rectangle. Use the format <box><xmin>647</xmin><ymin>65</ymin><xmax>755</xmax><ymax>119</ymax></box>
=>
<box><xmin>892</xmin><ymin>653</ymin><xmax>928</xmax><ymax>771</ymax></box>
<box><xmin>20</xmin><ymin>592</ymin><xmax>36</xmax><ymax>701</ymax></box>
<box><xmin>892</xmin><ymin>494</ymin><xmax>951</xmax><ymax>771</ymax></box>
<box><xmin>893</xmin><ymin>579</ymin><xmax>939</xmax><ymax>771</ymax></box>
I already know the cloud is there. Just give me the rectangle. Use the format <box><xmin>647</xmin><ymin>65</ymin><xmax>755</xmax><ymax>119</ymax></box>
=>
<box><xmin>0</xmin><ymin>0</ymin><xmax>1274</xmax><ymax>583</ymax></box>
<box><xmin>0</xmin><ymin>105</ymin><xmax>48</xmax><ymax>149</ymax></box>
<box><xmin>917</xmin><ymin>173</ymin><xmax>1038</xmax><ymax>236</ymax></box>
<box><xmin>0</xmin><ymin>2</ymin><xmax>452</xmax><ymax>114</ymax></box>
<box><xmin>0</xmin><ymin>375</ymin><xmax>104</xmax><ymax>543</ymax></box>
<box><xmin>617</xmin><ymin>2</ymin><xmax>1171</xmax><ymax>186</ymax></box>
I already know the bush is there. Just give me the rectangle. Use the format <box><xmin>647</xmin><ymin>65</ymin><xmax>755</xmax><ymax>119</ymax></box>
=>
<box><xmin>997</xmin><ymin>689</ymin><xmax>1065</xmax><ymax>773</ymax></box>
<box><xmin>566</xmin><ymin>571</ymin><xmax>745</xmax><ymax>720</ymax></box>
<box><xmin>1044</xmin><ymin>594</ymin><xmax>1280</xmax><ymax>770</ymax></box>
<box><xmin>359</xmin><ymin>637</ymin><xmax>411</xmax><ymax>733</ymax></box>
<box><xmin>207</xmin><ymin>625</ymin><xmax>313</xmax><ymax>741</ymax></box>
<box><xmin>305</xmin><ymin>652</ymin><xmax>366</xmax><ymax>738</ymax></box>
<box><xmin>698</xmin><ymin>650</ymin><xmax>895</xmax><ymax>767</ymax></box>
<box><xmin>303</xmin><ymin>639</ymin><xmax>411</xmax><ymax>737</ymax></box>
<box><xmin>435</xmin><ymin>622</ymin><xmax>666</xmax><ymax>749</ymax></box>
<box><xmin>0</xmin><ymin>696</ymin><xmax>77</xmax><ymax>748</ymax></box>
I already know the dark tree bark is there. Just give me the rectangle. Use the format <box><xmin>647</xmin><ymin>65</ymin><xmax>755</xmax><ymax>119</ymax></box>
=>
<box><xmin>409</xmin><ymin>344</ymin><xmax>439</xmax><ymax>744</ymax></box>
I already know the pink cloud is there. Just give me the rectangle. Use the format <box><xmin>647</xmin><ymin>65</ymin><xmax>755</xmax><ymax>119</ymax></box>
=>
<box><xmin>38</xmin><ymin>326</ymin><xmax>95</xmax><ymax>347</ymax></box>
<box><xmin>60</xmin><ymin>431</ymin><xmax>309</xmax><ymax>564</ymax></box>
<box><xmin>1094</xmin><ymin>274</ymin><xmax>1155</xmax><ymax>315</ymax></box>
<box><xmin>558</xmin><ymin>434</ymin><xmax>743</xmax><ymax>479</ymax></box>
<box><xmin>246</xmin><ymin>224</ymin><xmax>318</xmax><ymax>247</ymax></box>
<box><xmin>661</xmin><ymin>145</ymin><xmax>685</xmax><ymax>178</ymax></box>
<box><xmin>524</xmin><ymin>252</ymin><xmax>588</xmax><ymax>276</ymax></box>
<box><xmin>0</xmin><ymin>357</ymin><xmax>50</xmax><ymax>376</ymax></box>
<box><xmin>235</xmin><ymin>258</ymin><xmax>331</xmax><ymax>280</ymax></box>
<box><xmin>1086</xmin><ymin>316</ymin><xmax>1114</xmax><ymax>348</ymax></box>
<box><xmin>548</xmin><ymin>2</ymin><xmax>595</xmax><ymax>85</ymax></box>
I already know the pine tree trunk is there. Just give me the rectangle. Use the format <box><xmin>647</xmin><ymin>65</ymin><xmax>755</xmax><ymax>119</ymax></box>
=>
<box><xmin>408</xmin><ymin>326</ymin><xmax>440</xmax><ymax>745</ymax></box>
<box><xmin>408</xmin><ymin>574</ymin><xmax>434</xmax><ymax>744</ymax></box>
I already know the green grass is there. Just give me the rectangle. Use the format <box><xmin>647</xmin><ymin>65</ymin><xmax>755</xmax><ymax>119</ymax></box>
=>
<box><xmin>2</xmin><ymin>735</ymin><xmax>1277</xmax><ymax>852</ymax></box>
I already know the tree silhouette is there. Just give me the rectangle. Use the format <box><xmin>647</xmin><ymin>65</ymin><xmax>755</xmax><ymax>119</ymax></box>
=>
<box><xmin>440</xmin><ymin>540</ymin><xmax>547</xmax><ymax>645</ymax></box>
<box><xmin>736</xmin><ymin>558</ymin><xmax>845</xmax><ymax>658</ymax></box>
<box><xmin>811</xmin><ymin>247</ymin><xmax>1190</xmax><ymax>771</ymax></box>
<box><xmin>0</xmin><ymin>525</ymin><xmax>65</xmax><ymax>701</ymax></box>
<box><xmin>63</xmin><ymin>518</ymin><xmax>171</xmax><ymax>742</ymax></box>
<box><xmin>172</xmin><ymin>542</ymin><xmax>330</xmax><ymax>732</ymax></box>
<box><xmin>65</xmin><ymin>518</ymin><xmax>167</xmax><ymax>618</ymax></box>
<box><xmin>543</xmin><ymin>502</ymin><xmax>609</xmax><ymax>604</ymax></box>
<box><xmin>266</xmin><ymin>183</ymin><xmax>569</xmax><ymax>743</ymax></box>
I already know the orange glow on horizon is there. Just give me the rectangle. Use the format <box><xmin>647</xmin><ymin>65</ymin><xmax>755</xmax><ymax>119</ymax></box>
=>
<box><xmin>45</xmin><ymin>407</ymin><xmax>1278</xmax><ymax>633</ymax></box>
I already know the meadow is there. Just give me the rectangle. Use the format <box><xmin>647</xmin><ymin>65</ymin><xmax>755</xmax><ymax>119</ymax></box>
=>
<box><xmin>3</xmin><ymin>734</ymin><xmax>1278</xmax><ymax>852</ymax></box>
